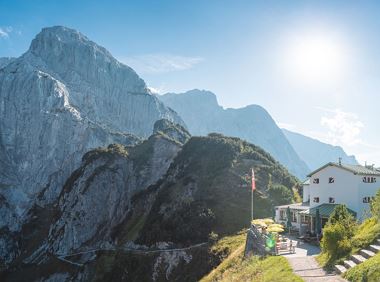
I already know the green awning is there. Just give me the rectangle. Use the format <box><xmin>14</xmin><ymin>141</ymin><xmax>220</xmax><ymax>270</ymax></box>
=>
<box><xmin>299</xmin><ymin>204</ymin><xmax>357</xmax><ymax>218</ymax></box>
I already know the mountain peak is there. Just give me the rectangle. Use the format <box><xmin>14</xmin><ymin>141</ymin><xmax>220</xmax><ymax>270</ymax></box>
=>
<box><xmin>29</xmin><ymin>26</ymin><xmax>113</xmax><ymax>62</ymax></box>
<box><xmin>161</xmin><ymin>89</ymin><xmax>221</xmax><ymax>110</ymax></box>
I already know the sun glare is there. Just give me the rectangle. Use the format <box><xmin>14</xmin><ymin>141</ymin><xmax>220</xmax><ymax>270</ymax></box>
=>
<box><xmin>283</xmin><ymin>33</ymin><xmax>346</xmax><ymax>85</ymax></box>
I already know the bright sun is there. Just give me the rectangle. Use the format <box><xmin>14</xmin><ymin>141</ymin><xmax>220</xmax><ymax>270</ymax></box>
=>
<box><xmin>284</xmin><ymin>34</ymin><xmax>346</xmax><ymax>85</ymax></box>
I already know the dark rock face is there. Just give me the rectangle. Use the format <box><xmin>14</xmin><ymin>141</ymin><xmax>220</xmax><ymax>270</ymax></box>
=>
<box><xmin>159</xmin><ymin>89</ymin><xmax>309</xmax><ymax>179</ymax></box>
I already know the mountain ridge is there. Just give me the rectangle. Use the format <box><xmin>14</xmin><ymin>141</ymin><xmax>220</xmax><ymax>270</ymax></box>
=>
<box><xmin>282</xmin><ymin>128</ymin><xmax>358</xmax><ymax>171</ymax></box>
<box><xmin>159</xmin><ymin>89</ymin><xmax>309</xmax><ymax>179</ymax></box>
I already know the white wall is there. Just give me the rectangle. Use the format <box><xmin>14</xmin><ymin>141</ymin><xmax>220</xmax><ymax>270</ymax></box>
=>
<box><xmin>357</xmin><ymin>181</ymin><xmax>380</xmax><ymax>220</ymax></box>
<box><xmin>303</xmin><ymin>185</ymin><xmax>310</xmax><ymax>203</ymax></box>
<box><xmin>309</xmin><ymin>165</ymin><xmax>380</xmax><ymax>221</ymax></box>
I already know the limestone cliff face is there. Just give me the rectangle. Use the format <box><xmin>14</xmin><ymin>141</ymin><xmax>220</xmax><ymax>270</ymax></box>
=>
<box><xmin>48</xmin><ymin>135</ymin><xmax>181</xmax><ymax>255</ymax></box>
<box><xmin>0</xmin><ymin>57</ymin><xmax>15</xmax><ymax>69</ymax></box>
<box><xmin>0</xmin><ymin>26</ymin><xmax>184</xmax><ymax>232</ymax></box>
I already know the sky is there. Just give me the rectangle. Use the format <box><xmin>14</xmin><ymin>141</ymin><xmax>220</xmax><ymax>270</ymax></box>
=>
<box><xmin>1</xmin><ymin>0</ymin><xmax>380</xmax><ymax>165</ymax></box>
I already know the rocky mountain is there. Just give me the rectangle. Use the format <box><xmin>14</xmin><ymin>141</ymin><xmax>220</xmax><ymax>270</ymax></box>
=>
<box><xmin>0</xmin><ymin>57</ymin><xmax>15</xmax><ymax>69</ymax></box>
<box><xmin>0</xmin><ymin>26</ymin><xmax>184</xmax><ymax>235</ymax></box>
<box><xmin>1</xmin><ymin>121</ymin><xmax>298</xmax><ymax>281</ymax></box>
<box><xmin>159</xmin><ymin>89</ymin><xmax>309</xmax><ymax>179</ymax></box>
<box><xmin>283</xmin><ymin>129</ymin><xmax>358</xmax><ymax>171</ymax></box>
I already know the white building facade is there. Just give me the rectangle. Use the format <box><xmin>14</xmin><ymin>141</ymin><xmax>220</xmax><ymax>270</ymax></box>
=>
<box><xmin>275</xmin><ymin>162</ymin><xmax>380</xmax><ymax>234</ymax></box>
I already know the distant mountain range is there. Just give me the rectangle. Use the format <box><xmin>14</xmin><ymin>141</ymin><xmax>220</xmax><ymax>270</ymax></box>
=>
<box><xmin>160</xmin><ymin>89</ymin><xmax>309</xmax><ymax>179</ymax></box>
<box><xmin>159</xmin><ymin>89</ymin><xmax>358</xmax><ymax>178</ymax></box>
<box><xmin>282</xmin><ymin>129</ymin><xmax>358</xmax><ymax>171</ymax></box>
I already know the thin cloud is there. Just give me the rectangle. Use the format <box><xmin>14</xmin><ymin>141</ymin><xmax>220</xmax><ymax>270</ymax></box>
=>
<box><xmin>0</xmin><ymin>28</ymin><xmax>9</xmax><ymax>38</ymax></box>
<box><xmin>0</xmin><ymin>26</ymin><xmax>20</xmax><ymax>39</ymax></box>
<box><xmin>120</xmin><ymin>53</ymin><xmax>203</xmax><ymax>74</ymax></box>
<box><xmin>318</xmin><ymin>108</ymin><xmax>364</xmax><ymax>147</ymax></box>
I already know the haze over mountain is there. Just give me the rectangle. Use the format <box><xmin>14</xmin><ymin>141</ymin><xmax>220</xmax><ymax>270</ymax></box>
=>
<box><xmin>282</xmin><ymin>129</ymin><xmax>358</xmax><ymax>171</ymax></box>
<box><xmin>0</xmin><ymin>26</ymin><xmax>183</xmax><ymax>234</ymax></box>
<box><xmin>159</xmin><ymin>89</ymin><xmax>309</xmax><ymax>179</ymax></box>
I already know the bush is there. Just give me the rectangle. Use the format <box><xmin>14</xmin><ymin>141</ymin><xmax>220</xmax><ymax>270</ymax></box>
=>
<box><xmin>352</xmin><ymin>217</ymin><xmax>380</xmax><ymax>250</ymax></box>
<box><xmin>320</xmin><ymin>223</ymin><xmax>352</xmax><ymax>264</ymax></box>
<box><xmin>320</xmin><ymin>205</ymin><xmax>357</xmax><ymax>265</ymax></box>
<box><xmin>344</xmin><ymin>253</ymin><xmax>380</xmax><ymax>282</ymax></box>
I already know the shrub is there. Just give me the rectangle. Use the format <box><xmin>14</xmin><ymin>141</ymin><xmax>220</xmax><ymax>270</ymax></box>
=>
<box><xmin>319</xmin><ymin>205</ymin><xmax>358</xmax><ymax>265</ymax></box>
<box><xmin>327</xmin><ymin>204</ymin><xmax>357</xmax><ymax>237</ymax></box>
<box><xmin>352</xmin><ymin>217</ymin><xmax>380</xmax><ymax>250</ymax></box>
<box><xmin>344</xmin><ymin>252</ymin><xmax>380</xmax><ymax>282</ymax></box>
<box><xmin>320</xmin><ymin>223</ymin><xmax>352</xmax><ymax>264</ymax></box>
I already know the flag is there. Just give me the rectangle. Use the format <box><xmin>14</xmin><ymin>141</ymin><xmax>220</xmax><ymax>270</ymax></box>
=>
<box><xmin>251</xmin><ymin>168</ymin><xmax>256</xmax><ymax>191</ymax></box>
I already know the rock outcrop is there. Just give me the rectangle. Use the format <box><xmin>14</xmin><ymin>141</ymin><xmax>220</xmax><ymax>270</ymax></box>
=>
<box><xmin>153</xmin><ymin>119</ymin><xmax>191</xmax><ymax>145</ymax></box>
<box><xmin>0</xmin><ymin>26</ymin><xmax>184</xmax><ymax>233</ymax></box>
<box><xmin>48</xmin><ymin>134</ymin><xmax>181</xmax><ymax>255</ymax></box>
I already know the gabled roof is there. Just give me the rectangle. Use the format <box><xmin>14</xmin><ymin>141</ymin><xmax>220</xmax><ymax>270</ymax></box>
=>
<box><xmin>307</xmin><ymin>162</ymin><xmax>380</xmax><ymax>177</ymax></box>
<box><xmin>299</xmin><ymin>203</ymin><xmax>357</xmax><ymax>218</ymax></box>
<box><xmin>275</xmin><ymin>202</ymin><xmax>310</xmax><ymax>210</ymax></box>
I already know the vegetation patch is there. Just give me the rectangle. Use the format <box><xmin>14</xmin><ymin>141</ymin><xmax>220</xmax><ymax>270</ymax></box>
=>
<box><xmin>202</xmin><ymin>243</ymin><xmax>302</xmax><ymax>282</ymax></box>
<box><xmin>344</xmin><ymin>252</ymin><xmax>380</xmax><ymax>282</ymax></box>
<box><xmin>318</xmin><ymin>190</ymin><xmax>380</xmax><ymax>269</ymax></box>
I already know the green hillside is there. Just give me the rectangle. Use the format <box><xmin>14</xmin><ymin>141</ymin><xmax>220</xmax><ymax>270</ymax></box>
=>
<box><xmin>137</xmin><ymin>133</ymin><xmax>298</xmax><ymax>246</ymax></box>
<box><xmin>200</xmin><ymin>232</ymin><xmax>302</xmax><ymax>282</ymax></box>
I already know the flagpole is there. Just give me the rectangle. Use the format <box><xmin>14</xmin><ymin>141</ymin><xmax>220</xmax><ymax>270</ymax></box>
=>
<box><xmin>251</xmin><ymin>168</ymin><xmax>254</xmax><ymax>222</ymax></box>
<box><xmin>251</xmin><ymin>182</ymin><xmax>253</xmax><ymax>221</ymax></box>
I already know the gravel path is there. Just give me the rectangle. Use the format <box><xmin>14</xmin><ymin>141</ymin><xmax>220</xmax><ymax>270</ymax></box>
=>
<box><xmin>287</xmin><ymin>256</ymin><xmax>347</xmax><ymax>282</ymax></box>
<box><xmin>281</xmin><ymin>237</ymin><xmax>347</xmax><ymax>282</ymax></box>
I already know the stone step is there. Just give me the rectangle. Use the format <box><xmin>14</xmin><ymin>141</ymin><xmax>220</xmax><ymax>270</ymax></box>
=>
<box><xmin>344</xmin><ymin>260</ymin><xmax>357</xmax><ymax>269</ymax></box>
<box><xmin>360</xmin><ymin>249</ymin><xmax>376</xmax><ymax>259</ymax></box>
<box><xmin>335</xmin><ymin>264</ymin><xmax>347</xmax><ymax>274</ymax></box>
<box><xmin>350</xmin><ymin>254</ymin><xmax>367</xmax><ymax>264</ymax></box>
<box><xmin>369</xmin><ymin>244</ymin><xmax>380</xmax><ymax>253</ymax></box>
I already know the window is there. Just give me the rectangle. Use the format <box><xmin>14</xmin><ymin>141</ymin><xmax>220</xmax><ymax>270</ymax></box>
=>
<box><xmin>329</xmin><ymin>197</ymin><xmax>335</xmax><ymax>203</ymax></box>
<box><xmin>280</xmin><ymin>210</ymin><xmax>286</xmax><ymax>220</ymax></box>
<box><xmin>363</xmin><ymin>177</ymin><xmax>377</xmax><ymax>183</ymax></box>
<box><xmin>301</xmin><ymin>215</ymin><xmax>309</xmax><ymax>224</ymax></box>
<box><xmin>313</xmin><ymin>197</ymin><xmax>319</xmax><ymax>203</ymax></box>
<box><xmin>363</xmin><ymin>197</ymin><xmax>372</xmax><ymax>203</ymax></box>
<box><xmin>329</xmin><ymin>177</ymin><xmax>335</xmax><ymax>183</ymax></box>
<box><xmin>292</xmin><ymin>212</ymin><xmax>297</xmax><ymax>223</ymax></box>
<box><xmin>313</xmin><ymin>178</ymin><xmax>320</xmax><ymax>184</ymax></box>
